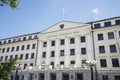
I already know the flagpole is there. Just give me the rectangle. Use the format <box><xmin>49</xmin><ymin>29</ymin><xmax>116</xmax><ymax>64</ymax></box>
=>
<box><xmin>62</xmin><ymin>8</ymin><xmax>65</xmax><ymax>20</ymax></box>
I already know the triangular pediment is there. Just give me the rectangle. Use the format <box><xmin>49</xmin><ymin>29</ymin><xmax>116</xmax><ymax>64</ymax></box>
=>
<box><xmin>41</xmin><ymin>21</ymin><xmax>89</xmax><ymax>33</ymax></box>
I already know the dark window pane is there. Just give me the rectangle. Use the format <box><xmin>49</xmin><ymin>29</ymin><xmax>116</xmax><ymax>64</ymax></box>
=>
<box><xmin>81</xmin><ymin>36</ymin><xmax>85</xmax><ymax>42</ymax></box>
<box><xmin>60</xmin><ymin>61</ymin><xmax>64</xmax><ymax>65</ymax></box>
<box><xmin>70</xmin><ymin>38</ymin><xmax>74</xmax><ymax>44</ymax></box>
<box><xmin>11</xmin><ymin>47</ymin><xmax>14</xmax><ymax>52</ymax></box>
<box><xmin>43</xmin><ymin>42</ymin><xmax>47</xmax><ymax>47</ymax></box>
<box><xmin>26</xmin><ymin>44</ymin><xmax>30</xmax><ymax>50</ymax></box>
<box><xmin>31</xmin><ymin>53</ymin><xmax>34</xmax><ymax>59</ymax></box>
<box><xmin>99</xmin><ymin>46</ymin><xmax>105</xmax><ymax>53</ymax></box>
<box><xmin>60</xmin><ymin>39</ymin><xmax>65</xmax><ymax>45</ymax></box>
<box><xmin>70</xmin><ymin>61</ymin><xmax>75</xmax><ymax>64</ymax></box>
<box><xmin>8</xmin><ymin>40</ymin><xmax>11</xmax><ymax>43</ymax></box>
<box><xmin>94</xmin><ymin>23</ymin><xmax>101</xmax><ymax>29</ymax></box>
<box><xmin>28</xmin><ymin>36</ymin><xmax>32</xmax><ymax>40</ymax></box>
<box><xmin>34</xmin><ymin>35</ymin><xmax>38</xmax><ymax>39</ymax></box>
<box><xmin>24</xmin><ymin>64</ymin><xmax>27</xmax><ymax>69</ymax></box>
<box><xmin>30</xmin><ymin>63</ymin><xmax>33</xmax><ymax>66</ymax></box>
<box><xmin>70</xmin><ymin>49</ymin><xmax>75</xmax><ymax>55</ymax></box>
<box><xmin>108</xmin><ymin>32</ymin><xmax>114</xmax><ymax>39</ymax></box>
<box><xmin>100</xmin><ymin>59</ymin><xmax>107</xmax><ymax>67</ymax></box>
<box><xmin>115</xmin><ymin>19</ymin><xmax>120</xmax><ymax>25</ymax></box>
<box><xmin>42</xmin><ymin>52</ymin><xmax>46</xmax><ymax>58</ymax></box>
<box><xmin>0</xmin><ymin>56</ymin><xmax>3</xmax><ymax>61</ymax></box>
<box><xmin>32</xmin><ymin>44</ymin><xmax>36</xmax><ymax>49</ymax></box>
<box><xmin>112</xmin><ymin>58</ymin><xmax>119</xmax><ymax>67</ymax></box>
<box><xmin>15</xmin><ymin>55</ymin><xmax>18</xmax><ymax>59</ymax></box>
<box><xmin>51</xmin><ymin>51</ymin><xmax>55</xmax><ymax>57</ymax></box>
<box><xmin>102</xmin><ymin>75</ymin><xmax>108</xmax><ymax>80</ymax></box>
<box><xmin>21</xmin><ymin>45</ymin><xmax>25</xmax><ymax>50</ymax></box>
<box><xmin>51</xmin><ymin>41</ymin><xmax>55</xmax><ymax>46</ymax></box>
<box><xmin>60</xmin><ymin>50</ymin><xmax>64</xmax><ymax>56</ymax></box>
<box><xmin>10</xmin><ymin>55</ymin><xmax>13</xmax><ymax>60</ymax></box>
<box><xmin>50</xmin><ymin>62</ymin><xmax>54</xmax><ymax>68</ymax></box>
<box><xmin>20</xmin><ymin>54</ymin><xmax>23</xmax><ymax>60</ymax></box>
<box><xmin>23</xmin><ymin>37</ymin><xmax>26</xmax><ymax>41</ymax></box>
<box><xmin>16</xmin><ymin>46</ymin><xmax>19</xmax><ymax>51</ymax></box>
<box><xmin>98</xmin><ymin>34</ymin><xmax>103</xmax><ymax>40</ymax></box>
<box><xmin>25</xmin><ymin>54</ymin><xmax>29</xmax><ymax>59</ymax></box>
<box><xmin>3</xmin><ymin>40</ymin><xmax>6</xmax><ymax>44</ymax></box>
<box><xmin>110</xmin><ymin>45</ymin><xmax>117</xmax><ymax>53</ymax></box>
<box><xmin>2</xmin><ymin>48</ymin><xmax>5</xmax><ymax>53</ymax></box>
<box><xmin>81</xmin><ymin>48</ymin><xmax>86</xmax><ymax>54</ymax></box>
<box><xmin>6</xmin><ymin>47</ymin><xmax>10</xmax><ymax>52</ymax></box>
<box><xmin>119</xmin><ymin>31</ymin><xmax>120</xmax><ymax>38</ymax></box>
<box><xmin>104</xmin><ymin>21</ymin><xmax>111</xmax><ymax>27</ymax></box>
<box><xmin>5</xmin><ymin>56</ymin><xmax>8</xmax><ymax>61</ymax></box>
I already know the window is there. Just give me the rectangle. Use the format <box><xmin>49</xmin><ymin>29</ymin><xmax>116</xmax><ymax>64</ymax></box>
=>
<box><xmin>81</xmin><ymin>48</ymin><xmax>86</xmax><ymax>54</ymax></box>
<box><xmin>115</xmin><ymin>76</ymin><xmax>120</xmax><ymax>80</ymax></box>
<box><xmin>10</xmin><ymin>55</ymin><xmax>13</xmax><ymax>60</ymax></box>
<box><xmin>15</xmin><ymin>55</ymin><xmax>18</xmax><ymax>59</ymax></box>
<box><xmin>104</xmin><ymin>21</ymin><xmax>111</xmax><ymax>27</ymax></box>
<box><xmin>51</xmin><ymin>51</ymin><xmax>55</xmax><ymax>57</ymax></box>
<box><xmin>98</xmin><ymin>34</ymin><xmax>104</xmax><ymax>40</ymax></box>
<box><xmin>24</xmin><ymin>64</ymin><xmax>27</xmax><ymax>69</ymax></box>
<box><xmin>102</xmin><ymin>75</ymin><xmax>108</xmax><ymax>80</ymax></box>
<box><xmin>100</xmin><ymin>59</ymin><xmax>107</xmax><ymax>67</ymax></box>
<box><xmin>8</xmin><ymin>40</ymin><xmax>11</xmax><ymax>43</ymax></box>
<box><xmin>110</xmin><ymin>45</ymin><xmax>117</xmax><ymax>53</ymax></box>
<box><xmin>26</xmin><ymin>44</ymin><xmax>30</xmax><ymax>50</ymax></box>
<box><xmin>13</xmin><ymin>39</ymin><xmax>16</xmax><ymax>42</ymax></box>
<box><xmin>20</xmin><ymin>54</ymin><xmax>23</xmax><ymax>60</ymax></box>
<box><xmin>51</xmin><ymin>41</ymin><xmax>55</xmax><ymax>46</ymax></box>
<box><xmin>70</xmin><ymin>61</ymin><xmax>75</xmax><ymax>64</ymax></box>
<box><xmin>115</xmin><ymin>19</ymin><xmax>120</xmax><ymax>25</ymax></box>
<box><xmin>6</xmin><ymin>47</ymin><xmax>10</xmax><ymax>52</ymax></box>
<box><xmin>31</xmin><ymin>53</ymin><xmax>34</xmax><ymax>59</ymax></box>
<box><xmin>70</xmin><ymin>49</ymin><xmax>75</xmax><ymax>55</ymax></box>
<box><xmin>70</xmin><ymin>38</ymin><xmax>74</xmax><ymax>44</ymax></box>
<box><xmin>3</xmin><ymin>40</ymin><xmax>6</xmax><ymax>44</ymax></box>
<box><xmin>18</xmin><ymin>38</ymin><xmax>21</xmax><ymax>42</ymax></box>
<box><xmin>60</xmin><ymin>39</ymin><xmax>65</xmax><ymax>45</ymax></box>
<box><xmin>60</xmin><ymin>61</ymin><xmax>64</xmax><ymax>65</ymax></box>
<box><xmin>16</xmin><ymin>46</ymin><xmax>19</xmax><ymax>51</ymax></box>
<box><xmin>42</xmin><ymin>52</ymin><xmax>46</xmax><ymax>58</ymax></box>
<box><xmin>108</xmin><ymin>32</ymin><xmax>114</xmax><ymax>39</ymax></box>
<box><xmin>60</xmin><ymin>50</ymin><xmax>64</xmax><ymax>56</ymax></box>
<box><xmin>11</xmin><ymin>47</ymin><xmax>14</xmax><ymax>52</ymax></box>
<box><xmin>25</xmin><ymin>54</ymin><xmax>29</xmax><ymax>59</ymax></box>
<box><xmin>50</xmin><ymin>62</ymin><xmax>54</xmax><ymax>68</ymax></box>
<box><xmin>0</xmin><ymin>56</ymin><xmax>3</xmax><ymax>61</ymax></box>
<box><xmin>99</xmin><ymin>46</ymin><xmax>105</xmax><ymax>53</ymax></box>
<box><xmin>21</xmin><ymin>45</ymin><xmax>25</xmax><ymax>50</ymax></box>
<box><xmin>0</xmin><ymin>41</ymin><xmax>2</xmax><ymax>45</ymax></box>
<box><xmin>2</xmin><ymin>48</ymin><xmax>5</xmax><ymax>53</ymax></box>
<box><xmin>32</xmin><ymin>44</ymin><xmax>36</xmax><ymax>49</ymax></box>
<box><xmin>43</xmin><ymin>42</ymin><xmax>47</xmax><ymax>47</ymax></box>
<box><xmin>94</xmin><ymin>23</ymin><xmax>101</xmax><ymax>29</ymax></box>
<box><xmin>30</xmin><ymin>63</ymin><xmax>33</xmax><ymax>66</ymax></box>
<box><xmin>112</xmin><ymin>58</ymin><xmax>119</xmax><ymax>67</ymax></box>
<box><xmin>34</xmin><ymin>35</ymin><xmax>38</xmax><ymax>39</ymax></box>
<box><xmin>28</xmin><ymin>36</ymin><xmax>32</xmax><ymax>40</ymax></box>
<box><xmin>5</xmin><ymin>56</ymin><xmax>8</xmax><ymax>61</ymax></box>
<box><xmin>81</xmin><ymin>36</ymin><xmax>85</xmax><ymax>42</ymax></box>
<box><xmin>23</xmin><ymin>37</ymin><xmax>26</xmax><ymax>41</ymax></box>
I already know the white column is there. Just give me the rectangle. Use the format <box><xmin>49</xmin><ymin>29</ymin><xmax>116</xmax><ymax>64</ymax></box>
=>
<box><xmin>65</xmin><ymin>36</ymin><xmax>70</xmax><ymax>68</ymax></box>
<box><xmin>46</xmin><ymin>40</ymin><xmax>51</xmax><ymax>65</ymax></box>
<box><xmin>86</xmin><ymin>32</ymin><xmax>94</xmax><ymax>60</ymax></box>
<box><xmin>55</xmin><ymin>38</ymin><xmax>59</xmax><ymax>68</ymax></box>
<box><xmin>36</xmin><ymin>40</ymin><xmax>42</xmax><ymax>66</ymax></box>
<box><xmin>75</xmin><ymin>35</ymin><xmax>81</xmax><ymax>67</ymax></box>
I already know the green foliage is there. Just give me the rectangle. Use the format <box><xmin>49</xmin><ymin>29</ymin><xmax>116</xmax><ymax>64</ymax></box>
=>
<box><xmin>0</xmin><ymin>0</ymin><xmax>21</xmax><ymax>9</ymax></box>
<box><xmin>0</xmin><ymin>58</ymin><xmax>17</xmax><ymax>80</ymax></box>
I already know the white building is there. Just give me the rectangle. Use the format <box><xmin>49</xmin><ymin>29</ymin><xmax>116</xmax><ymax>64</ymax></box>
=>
<box><xmin>0</xmin><ymin>16</ymin><xmax>120</xmax><ymax>80</ymax></box>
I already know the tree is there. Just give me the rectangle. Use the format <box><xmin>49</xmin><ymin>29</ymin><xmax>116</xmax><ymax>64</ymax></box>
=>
<box><xmin>0</xmin><ymin>0</ymin><xmax>20</xmax><ymax>9</ymax></box>
<box><xmin>0</xmin><ymin>58</ymin><xmax>17</xmax><ymax>80</ymax></box>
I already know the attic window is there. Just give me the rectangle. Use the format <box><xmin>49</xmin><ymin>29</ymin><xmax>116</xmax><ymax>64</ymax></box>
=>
<box><xmin>60</xmin><ymin>24</ymin><xmax>64</xmax><ymax>29</ymax></box>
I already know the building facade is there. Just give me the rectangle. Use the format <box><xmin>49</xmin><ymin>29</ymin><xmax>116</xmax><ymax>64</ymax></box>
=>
<box><xmin>0</xmin><ymin>17</ymin><xmax>120</xmax><ymax>80</ymax></box>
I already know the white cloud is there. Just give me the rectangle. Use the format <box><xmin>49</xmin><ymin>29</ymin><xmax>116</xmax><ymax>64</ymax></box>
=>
<box><xmin>92</xmin><ymin>8</ymin><xmax>100</xmax><ymax>14</ymax></box>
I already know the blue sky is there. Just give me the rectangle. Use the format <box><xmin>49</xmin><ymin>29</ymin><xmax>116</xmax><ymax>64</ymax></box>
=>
<box><xmin>0</xmin><ymin>0</ymin><xmax>120</xmax><ymax>39</ymax></box>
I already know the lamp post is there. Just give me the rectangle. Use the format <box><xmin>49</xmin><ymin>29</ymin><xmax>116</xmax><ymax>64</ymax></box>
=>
<box><xmin>86</xmin><ymin>60</ymin><xmax>97</xmax><ymax>80</ymax></box>
<box><xmin>14</xmin><ymin>64</ymin><xmax>22</xmax><ymax>80</ymax></box>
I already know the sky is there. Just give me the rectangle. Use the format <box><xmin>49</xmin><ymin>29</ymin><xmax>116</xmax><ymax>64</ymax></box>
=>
<box><xmin>0</xmin><ymin>0</ymin><xmax>120</xmax><ymax>39</ymax></box>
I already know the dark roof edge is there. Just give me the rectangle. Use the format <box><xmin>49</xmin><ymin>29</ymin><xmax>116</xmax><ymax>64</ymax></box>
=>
<box><xmin>86</xmin><ymin>16</ymin><xmax>120</xmax><ymax>24</ymax></box>
<box><xmin>0</xmin><ymin>32</ymin><xmax>40</xmax><ymax>40</ymax></box>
